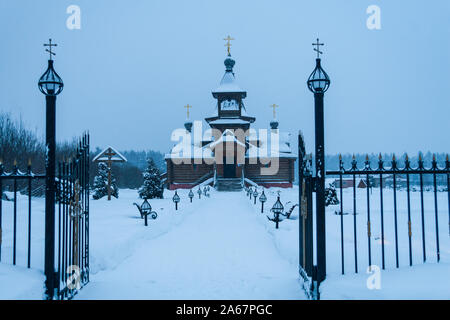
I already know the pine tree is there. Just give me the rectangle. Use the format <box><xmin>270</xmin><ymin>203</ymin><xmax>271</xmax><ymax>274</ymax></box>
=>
<box><xmin>92</xmin><ymin>162</ymin><xmax>119</xmax><ymax>200</ymax></box>
<box><xmin>325</xmin><ymin>184</ymin><xmax>339</xmax><ymax>206</ymax></box>
<box><xmin>138</xmin><ymin>158</ymin><xmax>164</xmax><ymax>199</ymax></box>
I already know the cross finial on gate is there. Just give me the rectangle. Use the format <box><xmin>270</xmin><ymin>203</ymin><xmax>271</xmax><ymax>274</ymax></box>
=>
<box><xmin>312</xmin><ymin>38</ymin><xmax>324</xmax><ymax>59</ymax></box>
<box><xmin>44</xmin><ymin>38</ymin><xmax>57</xmax><ymax>60</ymax></box>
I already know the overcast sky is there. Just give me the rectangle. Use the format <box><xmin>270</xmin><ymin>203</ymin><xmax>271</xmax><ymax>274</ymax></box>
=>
<box><xmin>0</xmin><ymin>0</ymin><xmax>449</xmax><ymax>155</ymax></box>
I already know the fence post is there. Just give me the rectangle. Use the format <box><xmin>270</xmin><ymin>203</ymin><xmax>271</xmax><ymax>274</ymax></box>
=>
<box><xmin>314</xmin><ymin>91</ymin><xmax>327</xmax><ymax>284</ymax></box>
<box><xmin>307</xmin><ymin>51</ymin><xmax>331</xmax><ymax>286</ymax></box>
<box><xmin>44</xmin><ymin>94</ymin><xmax>57</xmax><ymax>300</ymax></box>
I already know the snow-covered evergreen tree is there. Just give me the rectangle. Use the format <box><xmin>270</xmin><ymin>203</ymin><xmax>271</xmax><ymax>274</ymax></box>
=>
<box><xmin>92</xmin><ymin>162</ymin><xmax>119</xmax><ymax>200</ymax></box>
<box><xmin>325</xmin><ymin>184</ymin><xmax>339</xmax><ymax>206</ymax></box>
<box><xmin>138</xmin><ymin>158</ymin><xmax>164</xmax><ymax>199</ymax></box>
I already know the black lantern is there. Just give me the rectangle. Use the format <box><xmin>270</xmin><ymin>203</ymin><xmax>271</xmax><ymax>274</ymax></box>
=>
<box><xmin>188</xmin><ymin>189</ymin><xmax>194</xmax><ymax>203</ymax></box>
<box><xmin>268</xmin><ymin>195</ymin><xmax>284</xmax><ymax>229</ymax></box>
<box><xmin>197</xmin><ymin>186</ymin><xmax>202</xmax><ymax>199</ymax></box>
<box><xmin>259</xmin><ymin>190</ymin><xmax>267</xmax><ymax>213</ymax></box>
<box><xmin>38</xmin><ymin>60</ymin><xmax>64</xmax><ymax>96</ymax></box>
<box><xmin>140</xmin><ymin>199</ymin><xmax>157</xmax><ymax>226</ymax></box>
<box><xmin>253</xmin><ymin>188</ymin><xmax>259</xmax><ymax>205</ymax></box>
<box><xmin>172</xmin><ymin>191</ymin><xmax>180</xmax><ymax>210</ymax></box>
<box><xmin>141</xmin><ymin>199</ymin><xmax>152</xmax><ymax>216</ymax></box>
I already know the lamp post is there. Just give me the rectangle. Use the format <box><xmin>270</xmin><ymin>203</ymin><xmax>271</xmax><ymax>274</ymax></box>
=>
<box><xmin>307</xmin><ymin>38</ymin><xmax>331</xmax><ymax>284</ymax></box>
<box><xmin>259</xmin><ymin>190</ymin><xmax>267</xmax><ymax>213</ymax></box>
<box><xmin>38</xmin><ymin>39</ymin><xmax>63</xmax><ymax>300</ymax></box>
<box><xmin>188</xmin><ymin>189</ymin><xmax>194</xmax><ymax>203</ymax></box>
<box><xmin>253</xmin><ymin>188</ymin><xmax>259</xmax><ymax>205</ymax></box>
<box><xmin>268</xmin><ymin>194</ymin><xmax>284</xmax><ymax>229</ymax></box>
<box><xmin>141</xmin><ymin>199</ymin><xmax>152</xmax><ymax>226</ymax></box>
<box><xmin>173</xmin><ymin>191</ymin><xmax>180</xmax><ymax>210</ymax></box>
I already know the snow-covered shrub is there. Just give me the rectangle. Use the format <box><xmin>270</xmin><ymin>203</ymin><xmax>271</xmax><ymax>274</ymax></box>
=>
<box><xmin>325</xmin><ymin>184</ymin><xmax>339</xmax><ymax>206</ymax></box>
<box><xmin>138</xmin><ymin>158</ymin><xmax>164</xmax><ymax>199</ymax></box>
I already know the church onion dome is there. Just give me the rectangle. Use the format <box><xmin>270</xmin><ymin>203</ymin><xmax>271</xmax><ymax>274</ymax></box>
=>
<box><xmin>270</xmin><ymin>119</ymin><xmax>279</xmax><ymax>130</ymax></box>
<box><xmin>212</xmin><ymin>54</ymin><xmax>246</xmax><ymax>97</ymax></box>
<box><xmin>184</xmin><ymin>120</ymin><xmax>193</xmax><ymax>132</ymax></box>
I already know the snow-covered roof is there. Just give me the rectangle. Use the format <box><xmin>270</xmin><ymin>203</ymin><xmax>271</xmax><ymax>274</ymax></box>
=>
<box><xmin>208</xmin><ymin>118</ymin><xmax>250</xmax><ymax>125</ymax></box>
<box><xmin>93</xmin><ymin>146</ymin><xmax>127</xmax><ymax>162</ymax></box>
<box><xmin>246</xmin><ymin>130</ymin><xmax>297</xmax><ymax>159</ymax></box>
<box><xmin>212</xmin><ymin>71</ymin><xmax>245</xmax><ymax>94</ymax></box>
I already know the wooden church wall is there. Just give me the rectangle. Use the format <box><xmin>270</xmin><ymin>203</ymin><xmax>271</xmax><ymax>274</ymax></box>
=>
<box><xmin>166</xmin><ymin>160</ymin><xmax>213</xmax><ymax>184</ymax></box>
<box><xmin>244</xmin><ymin>158</ymin><xmax>294</xmax><ymax>183</ymax></box>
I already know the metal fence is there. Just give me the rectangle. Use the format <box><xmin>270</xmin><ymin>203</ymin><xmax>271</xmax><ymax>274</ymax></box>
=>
<box><xmin>326</xmin><ymin>154</ymin><xmax>450</xmax><ymax>275</ymax></box>
<box><xmin>56</xmin><ymin>134</ymin><xmax>90</xmax><ymax>299</ymax></box>
<box><xmin>0</xmin><ymin>162</ymin><xmax>45</xmax><ymax>268</ymax></box>
<box><xmin>0</xmin><ymin>133</ymin><xmax>90</xmax><ymax>300</ymax></box>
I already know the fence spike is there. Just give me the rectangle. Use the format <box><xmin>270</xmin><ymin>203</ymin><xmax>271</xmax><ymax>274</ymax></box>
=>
<box><xmin>28</xmin><ymin>158</ymin><xmax>32</xmax><ymax>166</ymax></box>
<box><xmin>339</xmin><ymin>154</ymin><xmax>342</xmax><ymax>161</ymax></box>
<box><xmin>379</xmin><ymin>153</ymin><xmax>382</xmax><ymax>160</ymax></box>
<box><xmin>13</xmin><ymin>159</ymin><xmax>17</xmax><ymax>166</ymax></box>
<box><xmin>365</xmin><ymin>154</ymin><xmax>369</xmax><ymax>161</ymax></box>
<box><xmin>405</xmin><ymin>153</ymin><xmax>409</xmax><ymax>161</ymax></box>
<box><xmin>418</xmin><ymin>153</ymin><xmax>423</xmax><ymax>162</ymax></box>
<box><xmin>446</xmin><ymin>154</ymin><xmax>449</xmax><ymax>162</ymax></box>
<box><xmin>392</xmin><ymin>154</ymin><xmax>396</xmax><ymax>161</ymax></box>
<box><xmin>432</xmin><ymin>153</ymin><xmax>436</xmax><ymax>162</ymax></box>
<box><xmin>352</xmin><ymin>154</ymin><xmax>356</xmax><ymax>160</ymax></box>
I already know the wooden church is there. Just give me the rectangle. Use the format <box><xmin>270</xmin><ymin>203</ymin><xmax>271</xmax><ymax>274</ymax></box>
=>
<box><xmin>165</xmin><ymin>40</ymin><xmax>297</xmax><ymax>191</ymax></box>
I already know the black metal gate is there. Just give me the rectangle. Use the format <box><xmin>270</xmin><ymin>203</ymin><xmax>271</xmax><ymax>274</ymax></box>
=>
<box><xmin>298</xmin><ymin>134</ymin><xmax>449</xmax><ymax>299</ymax></box>
<box><xmin>56</xmin><ymin>133</ymin><xmax>90</xmax><ymax>299</ymax></box>
<box><xmin>0</xmin><ymin>133</ymin><xmax>89</xmax><ymax>300</ymax></box>
<box><xmin>326</xmin><ymin>154</ymin><xmax>449</xmax><ymax>275</ymax></box>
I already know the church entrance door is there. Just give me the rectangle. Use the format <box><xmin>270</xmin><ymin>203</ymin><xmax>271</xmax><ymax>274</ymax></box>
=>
<box><xmin>223</xmin><ymin>156</ymin><xmax>236</xmax><ymax>178</ymax></box>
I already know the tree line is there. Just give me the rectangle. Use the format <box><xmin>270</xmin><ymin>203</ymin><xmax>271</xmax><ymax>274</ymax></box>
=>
<box><xmin>0</xmin><ymin>112</ymin><xmax>165</xmax><ymax>196</ymax></box>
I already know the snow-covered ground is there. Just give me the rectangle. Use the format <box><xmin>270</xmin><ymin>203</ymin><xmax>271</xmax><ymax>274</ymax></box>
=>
<box><xmin>0</xmin><ymin>185</ymin><xmax>448</xmax><ymax>299</ymax></box>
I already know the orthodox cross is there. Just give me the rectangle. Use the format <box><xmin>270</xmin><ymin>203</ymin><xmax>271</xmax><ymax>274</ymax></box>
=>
<box><xmin>93</xmin><ymin>147</ymin><xmax>127</xmax><ymax>201</ymax></box>
<box><xmin>224</xmin><ymin>35</ymin><xmax>234</xmax><ymax>55</ymax></box>
<box><xmin>184</xmin><ymin>104</ymin><xmax>192</xmax><ymax>119</ymax></box>
<box><xmin>270</xmin><ymin>104</ymin><xmax>279</xmax><ymax>119</ymax></box>
<box><xmin>44</xmin><ymin>38</ymin><xmax>57</xmax><ymax>60</ymax></box>
<box><xmin>312</xmin><ymin>38</ymin><xmax>324</xmax><ymax>58</ymax></box>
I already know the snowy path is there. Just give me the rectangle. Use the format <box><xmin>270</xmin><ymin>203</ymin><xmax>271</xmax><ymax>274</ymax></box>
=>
<box><xmin>77</xmin><ymin>191</ymin><xmax>305</xmax><ymax>299</ymax></box>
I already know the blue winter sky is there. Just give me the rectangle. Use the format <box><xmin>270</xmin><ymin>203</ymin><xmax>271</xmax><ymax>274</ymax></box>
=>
<box><xmin>0</xmin><ymin>0</ymin><xmax>449</xmax><ymax>155</ymax></box>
